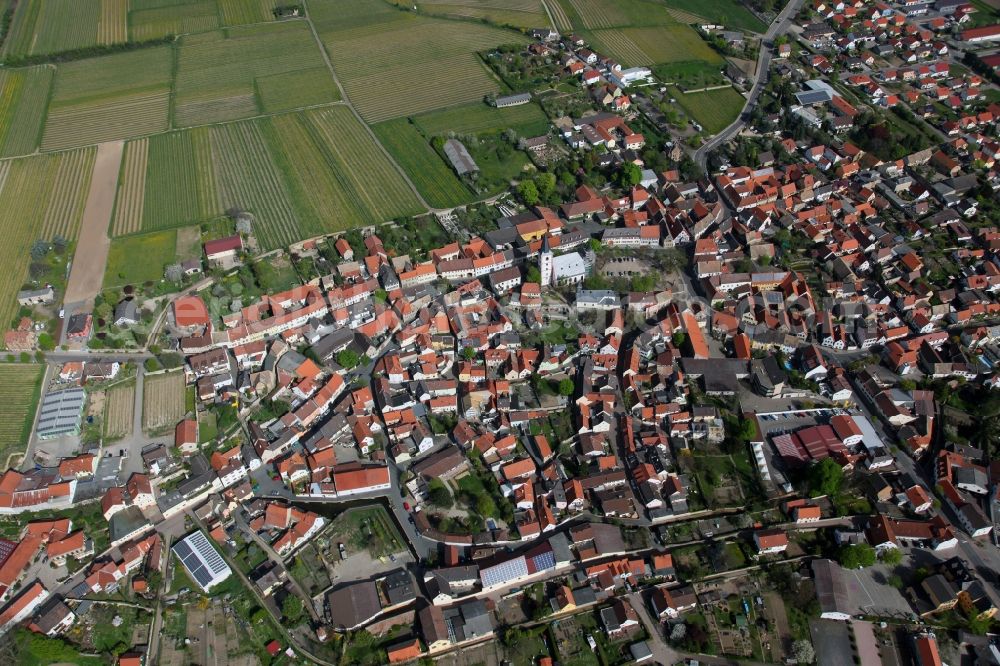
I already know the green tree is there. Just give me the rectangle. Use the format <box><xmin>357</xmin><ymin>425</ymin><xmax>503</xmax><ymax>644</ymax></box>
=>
<box><xmin>518</xmin><ymin>180</ymin><xmax>539</xmax><ymax>205</ymax></box>
<box><xmin>462</xmin><ymin>346</ymin><xmax>476</xmax><ymax>361</ymax></box>
<box><xmin>95</xmin><ymin>301</ymin><xmax>112</xmax><ymax>322</ymax></box>
<box><xmin>475</xmin><ymin>494</ymin><xmax>497</xmax><ymax>517</ymax></box>
<box><xmin>37</xmin><ymin>333</ymin><xmax>55</xmax><ymax>351</ymax></box>
<box><xmin>837</xmin><ymin>543</ymin><xmax>876</xmax><ymax>569</ymax></box>
<box><xmin>557</xmin><ymin>378</ymin><xmax>574</xmax><ymax>396</ymax></box>
<box><xmin>535</xmin><ymin>172</ymin><xmax>556</xmax><ymax>200</ymax></box>
<box><xmin>525</xmin><ymin>265</ymin><xmax>541</xmax><ymax>283</ymax></box>
<box><xmin>618</xmin><ymin>162</ymin><xmax>641</xmax><ymax>188</ymax></box>
<box><xmin>282</xmin><ymin>594</ymin><xmax>305</xmax><ymax>625</ymax></box>
<box><xmin>807</xmin><ymin>458</ymin><xmax>844</xmax><ymax>497</ymax></box>
<box><xmin>427</xmin><ymin>478</ymin><xmax>453</xmax><ymax>508</ymax></box>
<box><xmin>880</xmin><ymin>548</ymin><xmax>902</xmax><ymax>566</ymax></box>
<box><xmin>336</xmin><ymin>349</ymin><xmax>361</xmax><ymax>369</ymax></box>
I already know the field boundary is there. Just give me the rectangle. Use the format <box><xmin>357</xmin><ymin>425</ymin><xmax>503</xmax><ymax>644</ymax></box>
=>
<box><xmin>301</xmin><ymin>0</ymin><xmax>433</xmax><ymax>211</ymax></box>
<box><xmin>64</xmin><ymin>140</ymin><xmax>124</xmax><ymax>305</ymax></box>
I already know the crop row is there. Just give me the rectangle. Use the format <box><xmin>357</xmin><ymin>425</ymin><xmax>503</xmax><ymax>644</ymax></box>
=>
<box><xmin>0</xmin><ymin>150</ymin><xmax>95</xmax><ymax>327</ymax></box>
<box><xmin>111</xmin><ymin>138</ymin><xmax>149</xmax><ymax>236</ymax></box>
<box><xmin>0</xmin><ymin>365</ymin><xmax>45</xmax><ymax>465</ymax></box>
<box><xmin>0</xmin><ymin>66</ymin><xmax>53</xmax><ymax>158</ymax></box>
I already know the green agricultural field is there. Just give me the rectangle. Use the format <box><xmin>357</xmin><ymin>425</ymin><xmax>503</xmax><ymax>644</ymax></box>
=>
<box><xmin>262</xmin><ymin>106</ymin><xmax>424</xmax><ymax>238</ymax></box>
<box><xmin>373</xmin><ymin>118</ymin><xmax>473</xmax><ymax>209</ymax></box>
<box><xmin>668</xmin><ymin>84</ymin><xmax>745</xmax><ymax>133</ymax></box>
<box><xmin>0</xmin><ymin>149</ymin><xmax>96</xmax><ymax>327</ymax></box>
<box><xmin>2</xmin><ymin>0</ymin><xmax>101</xmax><ymax>58</ymax></box>
<box><xmin>135</xmin><ymin>129</ymin><xmax>219</xmax><ymax>233</ymax></box>
<box><xmin>209</xmin><ymin>119</ymin><xmax>303</xmax><ymax>249</ymax></box>
<box><xmin>0</xmin><ymin>66</ymin><xmax>53</xmax><ymax>157</ymax></box>
<box><xmin>104</xmin><ymin>228</ymin><xmax>178</xmax><ymax>287</ymax></box>
<box><xmin>660</xmin><ymin>0</ymin><xmax>766</xmax><ymax>32</ymax></box>
<box><xmin>173</xmin><ymin>22</ymin><xmax>339</xmax><ymax>127</ymax></box>
<box><xmin>312</xmin><ymin>0</ymin><xmax>527</xmax><ymax>123</ymax></box>
<box><xmin>128</xmin><ymin>0</ymin><xmax>281</xmax><ymax>41</ymax></box>
<box><xmin>556</xmin><ymin>0</ymin><xmax>723</xmax><ymax>66</ymax></box>
<box><xmin>389</xmin><ymin>0</ymin><xmax>549</xmax><ymax>28</ymax></box>
<box><xmin>41</xmin><ymin>46</ymin><xmax>172</xmax><ymax>151</ymax></box>
<box><xmin>111</xmin><ymin>107</ymin><xmax>424</xmax><ymax>249</ymax></box>
<box><xmin>0</xmin><ymin>364</ymin><xmax>44</xmax><ymax>472</ymax></box>
<box><xmin>128</xmin><ymin>0</ymin><xmax>220</xmax><ymax>40</ymax></box>
<box><xmin>413</xmin><ymin>101</ymin><xmax>550</xmax><ymax>137</ymax></box>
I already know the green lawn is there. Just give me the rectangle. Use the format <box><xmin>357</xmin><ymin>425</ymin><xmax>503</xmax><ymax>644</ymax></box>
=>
<box><xmin>104</xmin><ymin>229</ymin><xmax>178</xmax><ymax>287</ymax></box>
<box><xmin>667</xmin><ymin>85</ymin><xmax>745</xmax><ymax>134</ymax></box>
<box><xmin>198</xmin><ymin>410</ymin><xmax>218</xmax><ymax>443</ymax></box>
<box><xmin>412</xmin><ymin>101</ymin><xmax>550</xmax><ymax>137</ymax></box>
<box><xmin>653</xmin><ymin>60</ymin><xmax>727</xmax><ymax>88</ymax></box>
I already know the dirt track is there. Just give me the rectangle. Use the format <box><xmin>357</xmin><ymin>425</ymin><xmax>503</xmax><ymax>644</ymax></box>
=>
<box><xmin>63</xmin><ymin>140</ymin><xmax>124</xmax><ymax>305</ymax></box>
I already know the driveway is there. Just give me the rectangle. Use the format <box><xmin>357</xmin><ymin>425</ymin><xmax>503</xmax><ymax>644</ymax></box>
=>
<box><xmin>627</xmin><ymin>591</ymin><xmax>679</xmax><ymax>665</ymax></box>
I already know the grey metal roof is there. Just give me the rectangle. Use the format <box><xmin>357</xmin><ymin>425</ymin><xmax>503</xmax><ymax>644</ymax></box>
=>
<box><xmin>36</xmin><ymin>388</ymin><xmax>86</xmax><ymax>439</ymax></box>
<box><xmin>443</xmin><ymin>139</ymin><xmax>478</xmax><ymax>176</ymax></box>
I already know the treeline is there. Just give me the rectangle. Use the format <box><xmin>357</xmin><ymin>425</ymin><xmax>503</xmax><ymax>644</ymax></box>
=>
<box><xmin>1</xmin><ymin>34</ymin><xmax>176</xmax><ymax>67</ymax></box>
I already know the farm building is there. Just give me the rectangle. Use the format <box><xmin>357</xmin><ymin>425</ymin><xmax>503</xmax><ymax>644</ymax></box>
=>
<box><xmin>961</xmin><ymin>24</ymin><xmax>1000</xmax><ymax>42</ymax></box>
<box><xmin>172</xmin><ymin>530</ymin><xmax>232</xmax><ymax>592</ymax></box>
<box><xmin>494</xmin><ymin>92</ymin><xmax>532</xmax><ymax>108</ymax></box>
<box><xmin>443</xmin><ymin>139</ymin><xmax>478</xmax><ymax>176</ymax></box>
<box><xmin>16</xmin><ymin>287</ymin><xmax>54</xmax><ymax>306</ymax></box>
<box><xmin>36</xmin><ymin>388</ymin><xmax>86</xmax><ymax>440</ymax></box>
<box><xmin>204</xmin><ymin>235</ymin><xmax>244</xmax><ymax>264</ymax></box>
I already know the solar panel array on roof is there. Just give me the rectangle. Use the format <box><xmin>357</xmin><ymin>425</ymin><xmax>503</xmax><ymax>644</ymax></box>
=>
<box><xmin>479</xmin><ymin>555</ymin><xmax>528</xmax><ymax>589</ymax></box>
<box><xmin>527</xmin><ymin>550</ymin><xmax>555</xmax><ymax>574</ymax></box>
<box><xmin>36</xmin><ymin>388</ymin><xmax>86</xmax><ymax>439</ymax></box>
<box><xmin>795</xmin><ymin>90</ymin><xmax>834</xmax><ymax>106</ymax></box>
<box><xmin>172</xmin><ymin>531</ymin><xmax>231</xmax><ymax>592</ymax></box>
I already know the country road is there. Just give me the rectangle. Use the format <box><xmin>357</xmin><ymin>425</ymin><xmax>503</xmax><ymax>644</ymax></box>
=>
<box><xmin>694</xmin><ymin>0</ymin><xmax>808</xmax><ymax>171</ymax></box>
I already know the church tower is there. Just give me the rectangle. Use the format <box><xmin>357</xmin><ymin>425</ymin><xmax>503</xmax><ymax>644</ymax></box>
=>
<box><xmin>539</xmin><ymin>234</ymin><xmax>553</xmax><ymax>287</ymax></box>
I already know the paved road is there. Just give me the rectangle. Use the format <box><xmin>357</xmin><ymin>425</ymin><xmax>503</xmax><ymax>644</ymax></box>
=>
<box><xmin>694</xmin><ymin>0</ymin><xmax>808</xmax><ymax>170</ymax></box>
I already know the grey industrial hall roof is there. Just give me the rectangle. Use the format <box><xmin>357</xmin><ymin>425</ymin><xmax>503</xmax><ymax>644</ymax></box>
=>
<box><xmin>36</xmin><ymin>388</ymin><xmax>86</xmax><ymax>438</ymax></box>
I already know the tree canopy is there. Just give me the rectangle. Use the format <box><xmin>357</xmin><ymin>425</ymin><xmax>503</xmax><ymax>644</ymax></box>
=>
<box><xmin>807</xmin><ymin>458</ymin><xmax>844</xmax><ymax>497</ymax></box>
